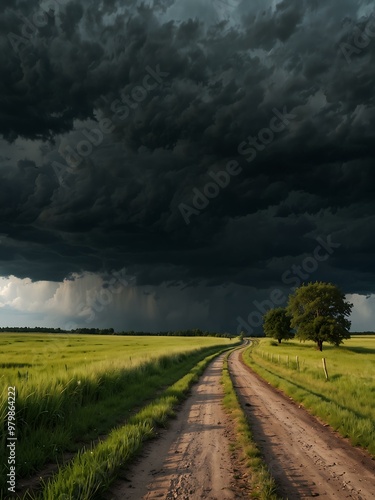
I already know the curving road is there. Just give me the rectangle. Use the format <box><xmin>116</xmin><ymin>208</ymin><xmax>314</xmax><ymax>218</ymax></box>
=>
<box><xmin>104</xmin><ymin>353</ymin><xmax>249</xmax><ymax>500</ymax></box>
<box><xmin>104</xmin><ymin>347</ymin><xmax>375</xmax><ymax>499</ymax></box>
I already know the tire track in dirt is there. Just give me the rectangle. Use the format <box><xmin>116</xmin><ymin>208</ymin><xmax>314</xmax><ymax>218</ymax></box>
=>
<box><xmin>228</xmin><ymin>348</ymin><xmax>375</xmax><ymax>499</ymax></box>
<box><xmin>102</xmin><ymin>353</ymin><xmax>250</xmax><ymax>500</ymax></box>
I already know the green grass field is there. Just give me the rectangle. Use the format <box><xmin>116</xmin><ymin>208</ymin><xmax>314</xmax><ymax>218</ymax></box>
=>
<box><xmin>243</xmin><ymin>336</ymin><xmax>375</xmax><ymax>456</ymax></box>
<box><xmin>0</xmin><ymin>333</ymin><xmax>237</xmax><ymax>497</ymax></box>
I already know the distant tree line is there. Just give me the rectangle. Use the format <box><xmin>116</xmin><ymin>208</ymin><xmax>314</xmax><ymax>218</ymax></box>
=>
<box><xmin>0</xmin><ymin>327</ymin><xmax>66</xmax><ymax>333</ymax></box>
<box><xmin>114</xmin><ymin>328</ymin><xmax>233</xmax><ymax>338</ymax></box>
<box><xmin>0</xmin><ymin>327</ymin><xmax>233</xmax><ymax>338</ymax></box>
<box><xmin>0</xmin><ymin>327</ymin><xmax>115</xmax><ymax>334</ymax></box>
<box><xmin>69</xmin><ymin>328</ymin><xmax>115</xmax><ymax>334</ymax></box>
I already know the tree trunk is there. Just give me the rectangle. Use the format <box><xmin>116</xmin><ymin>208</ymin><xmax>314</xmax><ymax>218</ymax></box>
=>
<box><xmin>278</xmin><ymin>338</ymin><xmax>281</xmax><ymax>344</ymax></box>
<box><xmin>317</xmin><ymin>340</ymin><xmax>323</xmax><ymax>351</ymax></box>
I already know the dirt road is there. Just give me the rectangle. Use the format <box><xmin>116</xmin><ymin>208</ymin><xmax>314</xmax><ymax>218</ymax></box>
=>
<box><xmin>104</xmin><ymin>348</ymin><xmax>375</xmax><ymax>499</ymax></box>
<box><xmin>104</xmin><ymin>353</ymin><xmax>249</xmax><ymax>500</ymax></box>
<box><xmin>229</xmin><ymin>348</ymin><xmax>375</xmax><ymax>499</ymax></box>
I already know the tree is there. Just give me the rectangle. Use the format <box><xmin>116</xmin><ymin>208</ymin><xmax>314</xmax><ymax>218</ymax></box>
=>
<box><xmin>263</xmin><ymin>307</ymin><xmax>293</xmax><ymax>344</ymax></box>
<box><xmin>286</xmin><ymin>282</ymin><xmax>352</xmax><ymax>351</ymax></box>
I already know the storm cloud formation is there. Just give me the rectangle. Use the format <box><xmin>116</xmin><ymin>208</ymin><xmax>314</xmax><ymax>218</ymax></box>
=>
<box><xmin>0</xmin><ymin>0</ymin><xmax>375</xmax><ymax>332</ymax></box>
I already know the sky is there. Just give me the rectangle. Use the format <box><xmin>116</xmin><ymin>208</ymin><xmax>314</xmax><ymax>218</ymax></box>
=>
<box><xmin>0</xmin><ymin>0</ymin><xmax>375</xmax><ymax>334</ymax></box>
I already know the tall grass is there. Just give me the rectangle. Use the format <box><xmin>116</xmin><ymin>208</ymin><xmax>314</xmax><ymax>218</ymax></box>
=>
<box><xmin>0</xmin><ymin>334</ymin><xmax>236</xmax><ymax>493</ymax></box>
<box><xmin>30</xmin><ymin>349</ymin><xmax>228</xmax><ymax>500</ymax></box>
<box><xmin>243</xmin><ymin>337</ymin><xmax>375</xmax><ymax>456</ymax></box>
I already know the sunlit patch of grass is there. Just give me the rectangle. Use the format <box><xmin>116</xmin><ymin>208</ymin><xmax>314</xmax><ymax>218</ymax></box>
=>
<box><xmin>243</xmin><ymin>337</ymin><xmax>375</xmax><ymax>456</ymax></box>
<box><xmin>0</xmin><ymin>334</ymin><xmax>238</xmax><ymax>492</ymax></box>
<box><xmin>28</xmin><ymin>349</ymin><xmax>230</xmax><ymax>500</ymax></box>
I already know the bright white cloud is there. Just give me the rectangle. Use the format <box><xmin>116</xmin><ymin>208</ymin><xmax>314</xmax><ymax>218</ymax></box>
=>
<box><xmin>0</xmin><ymin>272</ymin><xmax>211</xmax><ymax>331</ymax></box>
<box><xmin>0</xmin><ymin>276</ymin><xmax>59</xmax><ymax>312</ymax></box>
<box><xmin>0</xmin><ymin>272</ymin><xmax>134</xmax><ymax>328</ymax></box>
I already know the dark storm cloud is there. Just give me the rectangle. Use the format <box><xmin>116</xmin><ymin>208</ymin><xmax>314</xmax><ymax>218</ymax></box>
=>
<box><xmin>1</xmin><ymin>0</ymin><xmax>375</xmax><ymax>308</ymax></box>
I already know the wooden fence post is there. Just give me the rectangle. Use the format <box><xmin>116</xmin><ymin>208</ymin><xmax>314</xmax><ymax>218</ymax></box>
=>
<box><xmin>322</xmin><ymin>358</ymin><xmax>329</xmax><ymax>380</ymax></box>
<box><xmin>296</xmin><ymin>355</ymin><xmax>299</xmax><ymax>371</ymax></box>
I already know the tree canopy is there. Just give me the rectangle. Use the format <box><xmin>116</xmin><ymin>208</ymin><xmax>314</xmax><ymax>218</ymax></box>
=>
<box><xmin>263</xmin><ymin>307</ymin><xmax>293</xmax><ymax>344</ymax></box>
<box><xmin>286</xmin><ymin>282</ymin><xmax>352</xmax><ymax>351</ymax></box>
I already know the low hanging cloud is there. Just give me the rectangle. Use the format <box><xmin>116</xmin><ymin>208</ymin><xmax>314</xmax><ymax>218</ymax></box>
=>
<box><xmin>0</xmin><ymin>273</ymin><xmax>220</xmax><ymax>331</ymax></box>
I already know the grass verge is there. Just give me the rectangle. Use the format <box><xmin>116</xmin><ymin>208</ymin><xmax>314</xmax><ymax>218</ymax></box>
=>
<box><xmin>25</xmin><ymin>346</ymin><xmax>234</xmax><ymax>500</ymax></box>
<box><xmin>222</xmin><ymin>350</ymin><xmax>280</xmax><ymax>500</ymax></box>
<box><xmin>243</xmin><ymin>338</ymin><xmax>375</xmax><ymax>457</ymax></box>
<box><xmin>0</xmin><ymin>340</ymin><xmax>236</xmax><ymax>491</ymax></box>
